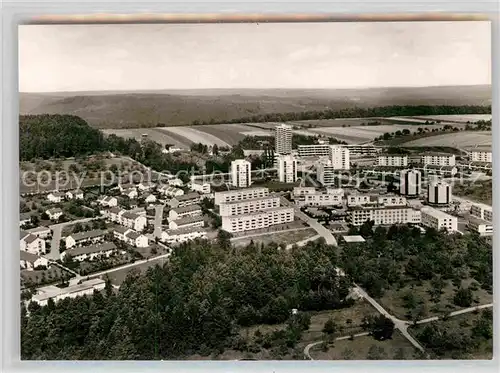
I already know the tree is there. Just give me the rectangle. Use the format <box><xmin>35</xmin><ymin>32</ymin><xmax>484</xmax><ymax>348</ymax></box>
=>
<box><xmin>322</xmin><ymin>318</ymin><xmax>337</xmax><ymax>335</ymax></box>
<box><xmin>363</xmin><ymin>315</ymin><xmax>395</xmax><ymax>341</ymax></box>
<box><xmin>73</xmin><ymin>223</ymin><xmax>83</xmax><ymax>233</ymax></box>
<box><xmin>342</xmin><ymin>348</ymin><xmax>355</xmax><ymax>360</ymax></box>
<box><xmin>453</xmin><ymin>287</ymin><xmax>473</xmax><ymax>307</ymax></box>
<box><xmin>429</xmin><ymin>275</ymin><xmax>446</xmax><ymax>302</ymax></box>
<box><xmin>359</xmin><ymin>220</ymin><xmax>374</xmax><ymax>238</ymax></box>
<box><xmin>212</xmin><ymin>144</ymin><xmax>219</xmax><ymax>156</ymax></box>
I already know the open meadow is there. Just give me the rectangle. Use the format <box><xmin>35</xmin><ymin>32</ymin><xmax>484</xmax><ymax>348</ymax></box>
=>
<box><xmin>402</xmin><ymin>131</ymin><xmax>492</xmax><ymax>147</ymax></box>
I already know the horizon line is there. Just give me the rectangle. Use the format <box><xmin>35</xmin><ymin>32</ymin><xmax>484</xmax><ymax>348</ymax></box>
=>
<box><xmin>20</xmin><ymin>83</ymin><xmax>492</xmax><ymax>95</ymax></box>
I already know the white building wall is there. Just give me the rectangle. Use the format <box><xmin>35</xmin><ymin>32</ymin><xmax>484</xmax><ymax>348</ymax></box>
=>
<box><xmin>378</xmin><ymin>156</ymin><xmax>408</xmax><ymax>167</ymax></box>
<box><xmin>219</xmin><ymin>196</ymin><xmax>281</xmax><ymax>217</ymax></box>
<box><xmin>399</xmin><ymin>169</ymin><xmax>422</xmax><ymax>196</ymax></box>
<box><xmin>275</xmin><ymin>124</ymin><xmax>292</xmax><ymax>155</ymax></box>
<box><xmin>231</xmin><ymin>159</ymin><xmax>252</xmax><ymax>188</ymax></box>
<box><xmin>214</xmin><ymin>187</ymin><xmax>269</xmax><ymax>205</ymax></box>
<box><xmin>420</xmin><ymin>207</ymin><xmax>458</xmax><ymax>232</ymax></box>
<box><xmin>277</xmin><ymin>154</ymin><xmax>298</xmax><ymax>183</ymax></box>
<box><xmin>422</xmin><ymin>155</ymin><xmax>456</xmax><ymax>166</ymax></box>
<box><xmin>427</xmin><ymin>181</ymin><xmax>451</xmax><ymax>205</ymax></box>
<box><xmin>222</xmin><ymin>207</ymin><xmax>294</xmax><ymax>233</ymax></box>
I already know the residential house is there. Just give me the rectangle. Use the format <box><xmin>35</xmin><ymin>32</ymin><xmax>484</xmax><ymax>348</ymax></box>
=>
<box><xmin>122</xmin><ymin>187</ymin><xmax>138</xmax><ymax>199</ymax></box>
<box><xmin>143</xmin><ymin>192</ymin><xmax>157</xmax><ymax>203</ymax></box>
<box><xmin>46</xmin><ymin>208</ymin><xmax>63</xmax><ymax>221</ymax></box>
<box><xmin>61</xmin><ymin>242</ymin><xmax>117</xmax><ymax>262</ymax></box>
<box><xmin>168</xmin><ymin>204</ymin><xmax>202</xmax><ymax>221</ymax></box>
<box><xmin>118</xmin><ymin>183</ymin><xmax>135</xmax><ymax>193</ymax></box>
<box><xmin>47</xmin><ymin>191</ymin><xmax>65</xmax><ymax>203</ymax></box>
<box><xmin>168</xmin><ymin>215</ymin><xmax>205</xmax><ymax>230</ymax></box>
<box><xmin>20</xmin><ymin>230</ymin><xmax>46</xmax><ymax>255</ymax></box>
<box><xmin>124</xmin><ymin>230</ymin><xmax>149</xmax><ymax>248</ymax></box>
<box><xmin>138</xmin><ymin>181</ymin><xmax>157</xmax><ymax>191</ymax></box>
<box><xmin>20</xmin><ymin>251</ymin><xmax>49</xmax><ymax>270</ymax></box>
<box><xmin>97</xmin><ymin>196</ymin><xmax>118</xmax><ymax>207</ymax></box>
<box><xmin>168</xmin><ymin>192</ymin><xmax>201</xmax><ymax>209</ymax></box>
<box><xmin>66</xmin><ymin>189</ymin><xmax>84</xmax><ymax>200</ymax></box>
<box><xmin>27</xmin><ymin>226</ymin><xmax>51</xmax><ymax>239</ymax></box>
<box><xmin>161</xmin><ymin>227</ymin><xmax>207</xmax><ymax>244</ymax></box>
<box><xmin>120</xmin><ymin>211</ymin><xmax>147</xmax><ymax>231</ymax></box>
<box><xmin>158</xmin><ymin>185</ymin><xmax>184</xmax><ymax>197</ymax></box>
<box><xmin>65</xmin><ymin>229</ymin><xmax>107</xmax><ymax>249</ymax></box>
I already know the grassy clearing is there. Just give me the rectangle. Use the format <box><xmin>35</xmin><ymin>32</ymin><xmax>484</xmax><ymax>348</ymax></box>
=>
<box><xmin>231</xmin><ymin>228</ymin><xmax>317</xmax><ymax>248</ymax></box>
<box><xmin>376</xmin><ymin>279</ymin><xmax>493</xmax><ymax>321</ymax></box>
<box><xmin>309</xmin><ymin>330</ymin><xmax>418</xmax><ymax>360</ymax></box>
<box><xmin>409</xmin><ymin>310</ymin><xmax>493</xmax><ymax>359</ymax></box>
<box><xmin>99</xmin><ymin>259</ymin><xmax>167</xmax><ymax>286</ymax></box>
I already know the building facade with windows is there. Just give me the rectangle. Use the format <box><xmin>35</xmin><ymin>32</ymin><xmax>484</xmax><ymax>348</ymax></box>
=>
<box><xmin>221</xmin><ymin>207</ymin><xmax>294</xmax><ymax>233</ymax></box>
<box><xmin>275</xmin><ymin>124</ymin><xmax>293</xmax><ymax>155</ymax></box>
<box><xmin>231</xmin><ymin>159</ymin><xmax>252</xmax><ymax>188</ymax></box>
<box><xmin>427</xmin><ymin>180</ymin><xmax>451</xmax><ymax>205</ymax></box>
<box><xmin>277</xmin><ymin>154</ymin><xmax>298</xmax><ymax>183</ymax></box>
<box><xmin>399</xmin><ymin>169</ymin><xmax>422</xmax><ymax>197</ymax></box>
<box><xmin>214</xmin><ymin>187</ymin><xmax>269</xmax><ymax>205</ymax></box>
<box><xmin>378</xmin><ymin>155</ymin><xmax>408</xmax><ymax>167</ymax></box>
<box><xmin>420</xmin><ymin>207</ymin><xmax>458</xmax><ymax>232</ymax></box>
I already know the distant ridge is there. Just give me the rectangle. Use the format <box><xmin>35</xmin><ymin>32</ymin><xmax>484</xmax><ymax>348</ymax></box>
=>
<box><xmin>19</xmin><ymin>85</ymin><xmax>491</xmax><ymax>129</ymax></box>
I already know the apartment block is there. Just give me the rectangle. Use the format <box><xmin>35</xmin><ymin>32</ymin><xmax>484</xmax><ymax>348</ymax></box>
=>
<box><xmin>470</xmin><ymin>203</ymin><xmax>493</xmax><ymax>222</ymax></box>
<box><xmin>347</xmin><ymin>206</ymin><xmax>421</xmax><ymax>226</ymax></box>
<box><xmin>294</xmin><ymin>188</ymin><xmax>344</xmax><ymax>207</ymax></box>
<box><xmin>221</xmin><ymin>207</ymin><xmax>294</xmax><ymax>233</ymax></box>
<box><xmin>399</xmin><ymin>169</ymin><xmax>422</xmax><ymax>197</ymax></box>
<box><xmin>277</xmin><ymin>154</ymin><xmax>298</xmax><ymax>183</ymax></box>
<box><xmin>421</xmin><ymin>153</ymin><xmax>456</xmax><ymax>167</ymax></box>
<box><xmin>378</xmin><ymin>155</ymin><xmax>408</xmax><ymax>167</ymax></box>
<box><xmin>214</xmin><ymin>187</ymin><xmax>269</xmax><ymax>205</ymax></box>
<box><xmin>231</xmin><ymin>159</ymin><xmax>252</xmax><ymax>188</ymax></box>
<box><xmin>427</xmin><ymin>180</ymin><xmax>451</xmax><ymax>205</ymax></box>
<box><xmin>275</xmin><ymin>124</ymin><xmax>293</xmax><ymax>155</ymax></box>
<box><xmin>219</xmin><ymin>196</ymin><xmax>280</xmax><ymax>217</ymax></box>
<box><xmin>420</xmin><ymin>206</ymin><xmax>458</xmax><ymax>232</ymax></box>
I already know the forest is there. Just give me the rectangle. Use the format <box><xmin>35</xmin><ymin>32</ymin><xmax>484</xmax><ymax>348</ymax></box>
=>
<box><xmin>21</xmin><ymin>238</ymin><xmax>353</xmax><ymax>360</ymax></box>
<box><xmin>192</xmin><ymin>105</ymin><xmax>491</xmax><ymax>126</ymax></box>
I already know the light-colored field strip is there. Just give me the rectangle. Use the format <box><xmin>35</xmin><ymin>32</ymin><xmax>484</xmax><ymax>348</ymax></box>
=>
<box><xmin>240</xmin><ymin>130</ymin><xmax>274</xmax><ymax>137</ymax></box>
<box><xmin>162</xmin><ymin>126</ymin><xmax>231</xmax><ymax>147</ymax></box>
<box><xmin>102</xmin><ymin>128</ymin><xmax>189</xmax><ymax>148</ymax></box>
<box><xmin>407</xmin><ymin>114</ymin><xmax>492</xmax><ymax>122</ymax></box>
<box><xmin>403</xmin><ymin>131</ymin><xmax>492</xmax><ymax>147</ymax></box>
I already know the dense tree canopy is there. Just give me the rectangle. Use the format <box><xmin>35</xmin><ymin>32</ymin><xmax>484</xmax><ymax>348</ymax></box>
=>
<box><xmin>22</xmin><ymin>240</ymin><xmax>353</xmax><ymax>360</ymax></box>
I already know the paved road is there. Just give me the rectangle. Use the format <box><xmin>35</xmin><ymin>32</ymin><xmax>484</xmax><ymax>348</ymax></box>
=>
<box><xmin>285</xmin><ymin>235</ymin><xmax>320</xmax><ymax>250</ymax></box>
<box><xmin>86</xmin><ymin>252</ymin><xmax>171</xmax><ymax>280</ymax></box>
<box><xmin>280</xmin><ymin>196</ymin><xmax>338</xmax><ymax>246</ymax></box>
<box><xmin>304</xmin><ymin>332</ymin><xmax>370</xmax><ymax>360</ymax></box>
<box><xmin>153</xmin><ymin>203</ymin><xmax>166</xmax><ymax>239</ymax></box>
<box><xmin>352</xmin><ymin>285</ymin><xmax>426</xmax><ymax>354</ymax></box>
<box><xmin>415</xmin><ymin>303</ymin><xmax>493</xmax><ymax>325</ymax></box>
<box><xmin>44</xmin><ymin>217</ymin><xmax>98</xmax><ymax>261</ymax></box>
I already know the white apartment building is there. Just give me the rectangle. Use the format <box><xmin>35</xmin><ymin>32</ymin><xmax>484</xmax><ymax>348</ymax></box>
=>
<box><xmin>427</xmin><ymin>180</ymin><xmax>451</xmax><ymax>205</ymax></box>
<box><xmin>347</xmin><ymin>206</ymin><xmax>421</xmax><ymax>226</ymax></box>
<box><xmin>46</xmin><ymin>208</ymin><xmax>63</xmax><ymax>221</ymax></box>
<box><xmin>378</xmin><ymin>155</ymin><xmax>408</xmax><ymax>167</ymax></box>
<box><xmin>168</xmin><ymin>215</ymin><xmax>205</xmax><ymax>230</ymax></box>
<box><xmin>399</xmin><ymin>169</ymin><xmax>422</xmax><ymax>197</ymax></box>
<box><xmin>221</xmin><ymin>206</ymin><xmax>294</xmax><ymax>233</ymax></box>
<box><xmin>113</xmin><ymin>226</ymin><xmax>149</xmax><ymax>247</ymax></box>
<box><xmin>316</xmin><ymin>161</ymin><xmax>338</xmax><ymax>186</ymax></box>
<box><xmin>344</xmin><ymin>145</ymin><xmax>383</xmax><ymax>157</ymax></box>
<box><xmin>190</xmin><ymin>180</ymin><xmax>211</xmax><ymax>194</ymax></box>
<box><xmin>158</xmin><ymin>185</ymin><xmax>185</xmax><ymax>197</ymax></box>
<box><xmin>275</xmin><ymin>124</ymin><xmax>293</xmax><ymax>155</ymax></box>
<box><xmin>219</xmin><ymin>196</ymin><xmax>280</xmax><ymax>217</ymax></box>
<box><xmin>231</xmin><ymin>159</ymin><xmax>252</xmax><ymax>188</ymax></box>
<box><xmin>292</xmin><ymin>187</ymin><xmax>316</xmax><ymax>197</ymax></box>
<box><xmin>120</xmin><ymin>211</ymin><xmax>148</xmax><ymax>231</ymax></box>
<box><xmin>330</xmin><ymin>146</ymin><xmax>350</xmax><ymax>170</ymax></box>
<box><xmin>421</xmin><ymin>153</ymin><xmax>456</xmax><ymax>167</ymax></box>
<box><xmin>294</xmin><ymin>188</ymin><xmax>344</xmax><ymax>207</ymax></box>
<box><xmin>297</xmin><ymin>144</ymin><xmax>335</xmax><ymax>158</ymax></box>
<box><xmin>214</xmin><ymin>187</ymin><xmax>269</xmax><ymax>205</ymax></box>
<box><xmin>378</xmin><ymin>195</ymin><xmax>407</xmax><ymax>206</ymax></box>
<box><xmin>420</xmin><ymin>206</ymin><xmax>458</xmax><ymax>233</ymax></box>
<box><xmin>277</xmin><ymin>154</ymin><xmax>298</xmax><ymax>183</ymax></box>
<box><xmin>470</xmin><ymin>203</ymin><xmax>493</xmax><ymax>222</ymax></box>
<box><xmin>168</xmin><ymin>204</ymin><xmax>202</xmax><ymax>221</ymax></box>
<box><xmin>468</xmin><ymin>146</ymin><xmax>492</xmax><ymax>163</ymax></box>
<box><xmin>168</xmin><ymin>193</ymin><xmax>201</xmax><ymax>209</ymax></box>
<box><xmin>20</xmin><ymin>251</ymin><xmax>49</xmax><ymax>271</ymax></box>
<box><xmin>467</xmin><ymin>217</ymin><xmax>493</xmax><ymax>236</ymax></box>
<box><xmin>347</xmin><ymin>194</ymin><xmax>377</xmax><ymax>207</ymax></box>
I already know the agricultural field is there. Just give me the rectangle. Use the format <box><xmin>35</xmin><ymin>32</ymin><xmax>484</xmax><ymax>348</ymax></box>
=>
<box><xmin>402</xmin><ymin>131</ymin><xmax>492</xmax><ymax>147</ymax></box>
<box><xmin>406</xmin><ymin>114</ymin><xmax>492</xmax><ymax>123</ymax></box>
<box><xmin>102</xmin><ymin>128</ymin><xmax>192</xmax><ymax>149</ymax></box>
<box><xmin>160</xmin><ymin>126</ymin><xmax>231</xmax><ymax>147</ymax></box>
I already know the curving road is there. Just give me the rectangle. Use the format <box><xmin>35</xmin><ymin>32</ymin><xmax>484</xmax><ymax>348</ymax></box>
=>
<box><xmin>303</xmin><ymin>302</ymin><xmax>493</xmax><ymax>360</ymax></box>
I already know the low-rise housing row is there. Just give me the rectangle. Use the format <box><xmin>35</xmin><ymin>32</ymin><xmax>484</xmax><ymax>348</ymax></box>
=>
<box><xmin>168</xmin><ymin>204</ymin><xmax>203</xmax><ymax>221</ymax></box>
<box><xmin>420</xmin><ymin>207</ymin><xmax>458</xmax><ymax>233</ymax></box>
<box><xmin>61</xmin><ymin>242</ymin><xmax>119</xmax><ymax>262</ymax></box>
<box><xmin>65</xmin><ymin>229</ymin><xmax>107</xmax><ymax>249</ymax></box>
<box><xmin>347</xmin><ymin>206</ymin><xmax>421</xmax><ymax>226</ymax></box>
<box><xmin>113</xmin><ymin>226</ymin><xmax>149</xmax><ymax>247</ymax></box>
<box><xmin>161</xmin><ymin>226</ymin><xmax>208</xmax><ymax>244</ymax></box>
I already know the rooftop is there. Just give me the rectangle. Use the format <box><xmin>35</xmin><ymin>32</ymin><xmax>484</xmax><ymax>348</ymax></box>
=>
<box><xmin>420</xmin><ymin>206</ymin><xmax>456</xmax><ymax>219</ymax></box>
<box><xmin>27</xmin><ymin>226</ymin><xmax>50</xmax><ymax>234</ymax></box>
<box><xmin>68</xmin><ymin>229</ymin><xmax>107</xmax><ymax>241</ymax></box>
<box><xmin>20</xmin><ymin>250</ymin><xmax>41</xmax><ymax>262</ymax></box>
<box><xmin>124</xmin><ymin>230</ymin><xmax>143</xmax><ymax>240</ymax></box>
<box><xmin>175</xmin><ymin>192</ymin><xmax>200</xmax><ymax>201</ymax></box>
<box><xmin>342</xmin><ymin>235</ymin><xmax>366</xmax><ymax>243</ymax></box>
<box><xmin>66</xmin><ymin>242</ymin><xmax>116</xmax><ymax>257</ymax></box>
<box><xmin>49</xmin><ymin>191</ymin><xmax>65</xmax><ymax>197</ymax></box>
<box><xmin>172</xmin><ymin>204</ymin><xmax>203</xmax><ymax>214</ymax></box>
<box><xmin>46</xmin><ymin>208</ymin><xmax>63</xmax><ymax>214</ymax></box>
<box><xmin>163</xmin><ymin>226</ymin><xmax>208</xmax><ymax>236</ymax></box>
<box><xmin>173</xmin><ymin>215</ymin><xmax>205</xmax><ymax>226</ymax></box>
<box><xmin>113</xmin><ymin>226</ymin><xmax>129</xmax><ymax>234</ymax></box>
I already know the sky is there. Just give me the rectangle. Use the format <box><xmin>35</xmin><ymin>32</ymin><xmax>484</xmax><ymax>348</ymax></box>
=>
<box><xmin>18</xmin><ymin>21</ymin><xmax>491</xmax><ymax>92</ymax></box>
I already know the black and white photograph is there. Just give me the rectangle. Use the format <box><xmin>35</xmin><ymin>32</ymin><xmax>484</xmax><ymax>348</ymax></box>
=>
<box><xmin>18</xmin><ymin>19</ymin><xmax>492</xmax><ymax>361</ymax></box>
